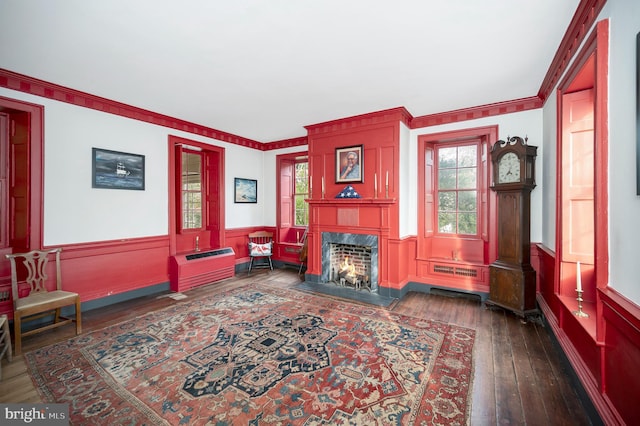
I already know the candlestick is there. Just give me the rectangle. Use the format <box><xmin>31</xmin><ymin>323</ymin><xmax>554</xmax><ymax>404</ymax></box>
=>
<box><xmin>374</xmin><ymin>172</ymin><xmax>378</xmax><ymax>198</ymax></box>
<box><xmin>385</xmin><ymin>171</ymin><xmax>389</xmax><ymax>198</ymax></box>
<box><xmin>573</xmin><ymin>289</ymin><xmax>590</xmax><ymax>318</ymax></box>
<box><xmin>576</xmin><ymin>261</ymin><xmax>582</xmax><ymax>292</ymax></box>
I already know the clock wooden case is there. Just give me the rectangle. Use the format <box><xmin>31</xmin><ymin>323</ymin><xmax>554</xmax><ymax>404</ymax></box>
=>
<box><xmin>488</xmin><ymin>136</ymin><xmax>538</xmax><ymax>317</ymax></box>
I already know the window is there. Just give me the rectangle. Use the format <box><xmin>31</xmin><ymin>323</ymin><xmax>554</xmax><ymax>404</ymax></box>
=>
<box><xmin>294</xmin><ymin>161</ymin><xmax>309</xmax><ymax>226</ymax></box>
<box><xmin>436</xmin><ymin>144</ymin><xmax>478</xmax><ymax>235</ymax></box>
<box><xmin>181</xmin><ymin>149</ymin><xmax>203</xmax><ymax>229</ymax></box>
<box><xmin>276</xmin><ymin>152</ymin><xmax>308</xmax><ymax>243</ymax></box>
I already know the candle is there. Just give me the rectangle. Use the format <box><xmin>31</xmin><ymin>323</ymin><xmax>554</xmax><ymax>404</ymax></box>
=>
<box><xmin>374</xmin><ymin>172</ymin><xmax>377</xmax><ymax>194</ymax></box>
<box><xmin>576</xmin><ymin>261</ymin><xmax>582</xmax><ymax>292</ymax></box>
<box><xmin>386</xmin><ymin>171</ymin><xmax>389</xmax><ymax>187</ymax></box>
<box><xmin>309</xmin><ymin>175</ymin><xmax>312</xmax><ymax>195</ymax></box>
<box><xmin>322</xmin><ymin>176</ymin><xmax>325</xmax><ymax>194</ymax></box>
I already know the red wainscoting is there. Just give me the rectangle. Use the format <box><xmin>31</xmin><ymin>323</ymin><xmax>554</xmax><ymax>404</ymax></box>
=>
<box><xmin>0</xmin><ymin>236</ymin><xmax>171</xmax><ymax>318</ymax></box>
<box><xmin>534</xmin><ymin>244</ymin><xmax>639</xmax><ymax>425</ymax></box>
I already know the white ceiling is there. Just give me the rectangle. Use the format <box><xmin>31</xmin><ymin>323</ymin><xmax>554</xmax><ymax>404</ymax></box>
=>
<box><xmin>0</xmin><ymin>0</ymin><xmax>580</xmax><ymax>142</ymax></box>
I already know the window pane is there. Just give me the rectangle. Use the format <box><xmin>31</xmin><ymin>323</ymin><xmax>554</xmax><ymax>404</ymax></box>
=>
<box><xmin>458</xmin><ymin>191</ymin><xmax>477</xmax><ymax>212</ymax></box>
<box><xmin>294</xmin><ymin>194</ymin><xmax>308</xmax><ymax>226</ymax></box>
<box><xmin>295</xmin><ymin>163</ymin><xmax>308</xmax><ymax>193</ymax></box>
<box><xmin>458</xmin><ymin>213</ymin><xmax>477</xmax><ymax>234</ymax></box>
<box><xmin>294</xmin><ymin>160</ymin><xmax>309</xmax><ymax>226</ymax></box>
<box><xmin>457</xmin><ymin>168</ymin><xmax>476</xmax><ymax>189</ymax></box>
<box><xmin>439</xmin><ymin>191</ymin><xmax>456</xmax><ymax>211</ymax></box>
<box><xmin>458</xmin><ymin>145</ymin><xmax>477</xmax><ymax>167</ymax></box>
<box><xmin>181</xmin><ymin>151</ymin><xmax>203</xmax><ymax>229</ymax></box>
<box><xmin>438</xmin><ymin>212</ymin><xmax>456</xmax><ymax>233</ymax></box>
<box><xmin>435</xmin><ymin>142</ymin><xmax>479</xmax><ymax>236</ymax></box>
<box><xmin>438</xmin><ymin>147</ymin><xmax>457</xmax><ymax>169</ymax></box>
<box><xmin>182</xmin><ymin>152</ymin><xmax>201</xmax><ymax>190</ymax></box>
<box><xmin>438</xmin><ymin>169</ymin><xmax>456</xmax><ymax>189</ymax></box>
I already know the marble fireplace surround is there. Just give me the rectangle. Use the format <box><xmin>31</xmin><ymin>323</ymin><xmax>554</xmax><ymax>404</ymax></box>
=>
<box><xmin>320</xmin><ymin>232</ymin><xmax>378</xmax><ymax>292</ymax></box>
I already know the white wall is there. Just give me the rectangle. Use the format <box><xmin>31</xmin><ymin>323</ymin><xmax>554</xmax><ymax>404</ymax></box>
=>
<box><xmin>540</xmin><ymin>0</ymin><xmax>640</xmax><ymax>304</ymax></box>
<box><xmin>0</xmin><ymin>87</ymin><xmax>266</xmax><ymax>245</ymax></box>
<box><xmin>399</xmin><ymin>122</ymin><xmax>413</xmax><ymax>237</ymax></box>
<box><xmin>541</xmin><ymin>89</ymin><xmax>558</xmax><ymax>249</ymax></box>
<box><xmin>603</xmin><ymin>0</ymin><xmax>640</xmax><ymax>304</ymax></box>
<box><xmin>262</xmin><ymin>146</ymin><xmax>308</xmax><ymax>227</ymax></box>
<box><xmin>405</xmin><ymin>110</ymin><xmax>544</xmax><ymax>241</ymax></box>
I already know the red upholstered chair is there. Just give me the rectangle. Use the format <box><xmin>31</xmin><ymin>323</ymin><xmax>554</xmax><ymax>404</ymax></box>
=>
<box><xmin>5</xmin><ymin>248</ymin><xmax>81</xmax><ymax>356</ymax></box>
<box><xmin>248</xmin><ymin>231</ymin><xmax>274</xmax><ymax>275</ymax></box>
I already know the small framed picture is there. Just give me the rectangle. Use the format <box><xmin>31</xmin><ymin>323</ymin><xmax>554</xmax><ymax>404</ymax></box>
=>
<box><xmin>335</xmin><ymin>145</ymin><xmax>363</xmax><ymax>183</ymax></box>
<box><xmin>234</xmin><ymin>178</ymin><xmax>257</xmax><ymax>203</ymax></box>
<box><xmin>92</xmin><ymin>148</ymin><xmax>145</xmax><ymax>190</ymax></box>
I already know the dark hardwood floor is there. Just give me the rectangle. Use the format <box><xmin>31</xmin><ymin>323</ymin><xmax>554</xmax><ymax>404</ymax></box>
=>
<box><xmin>0</xmin><ymin>268</ymin><xmax>601</xmax><ymax>425</ymax></box>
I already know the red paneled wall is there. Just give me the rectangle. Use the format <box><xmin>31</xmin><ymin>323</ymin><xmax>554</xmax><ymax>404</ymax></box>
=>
<box><xmin>304</xmin><ymin>108</ymin><xmax>407</xmax><ymax>291</ymax></box>
<box><xmin>534</xmin><ymin>244</ymin><xmax>640</xmax><ymax>425</ymax></box>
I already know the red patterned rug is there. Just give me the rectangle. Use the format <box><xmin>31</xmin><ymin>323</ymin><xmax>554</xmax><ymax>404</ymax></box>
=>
<box><xmin>25</xmin><ymin>284</ymin><xmax>475</xmax><ymax>425</ymax></box>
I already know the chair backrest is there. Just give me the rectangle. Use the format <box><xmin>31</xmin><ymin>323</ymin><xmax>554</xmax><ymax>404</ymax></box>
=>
<box><xmin>299</xmin><ymin>229</ymin><xmax>308</xmax><ymax>262</ymax></box>
<box><xmin>248</xmin><ymin>231</ymin><xmax>273</xmax><ymax>257</ymax></box>
<box><xmin>6</xmin><ymin>248</ymin><xmax>62</xmax><ymax>302</ymax></box>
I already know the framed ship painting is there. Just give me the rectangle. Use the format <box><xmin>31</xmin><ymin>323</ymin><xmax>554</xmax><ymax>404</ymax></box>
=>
<box><xmin>92</xmin><ymin>148</ymin><xmax>145</xmax><ymax>190</ymax></box>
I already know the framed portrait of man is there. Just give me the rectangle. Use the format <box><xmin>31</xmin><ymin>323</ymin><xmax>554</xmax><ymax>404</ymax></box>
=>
<box><xmin>335</xmin><ymin>145</ymin><xmax>363</xmax><ymax>183</ymax></box>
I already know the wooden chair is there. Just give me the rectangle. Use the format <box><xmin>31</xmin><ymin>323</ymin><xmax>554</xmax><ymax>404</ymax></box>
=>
<box><xmin>0</xmin><ymin>314</ymin><xmax>12</xmax><ymax>379</ymax></box>
<box><xmin>247</xmin><ymin>231</ymin><xmax>274</xmax><ymax>275</ymax></box>
<box><xmin>5</xmin><ymin>248</ymin><xmax>81</xmax><ymax>356</ymax></box>
<box><xmin>298</xmin><ymin>229</ymin><xmax>308</xmax><ymax>276</ymax></box>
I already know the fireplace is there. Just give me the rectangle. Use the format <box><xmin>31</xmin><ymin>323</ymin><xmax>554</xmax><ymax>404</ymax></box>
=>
<box><xmin>321</xmin><ymin>232</ymin><xmax>378</xmax><ymax>292</ymax></box>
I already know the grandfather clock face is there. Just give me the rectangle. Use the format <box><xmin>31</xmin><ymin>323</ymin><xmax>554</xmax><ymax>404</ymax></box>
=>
<box><xmin>497</xmin><ymin>152</ymin><xmax>520</xmax><ymax>183</ymax></box>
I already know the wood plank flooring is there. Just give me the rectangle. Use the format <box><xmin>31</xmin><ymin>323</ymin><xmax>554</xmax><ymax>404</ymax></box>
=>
<box><xmin>0</xmin><ymin>269</ymin><xmax>601</xmax><ymax>425</ymax></box>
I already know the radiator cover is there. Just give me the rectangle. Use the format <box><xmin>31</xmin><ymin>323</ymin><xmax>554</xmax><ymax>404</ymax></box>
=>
<box><xmin>170</xmin><ymin>247</ymin><xmax>235</xmax><ymax>292</ymax></box>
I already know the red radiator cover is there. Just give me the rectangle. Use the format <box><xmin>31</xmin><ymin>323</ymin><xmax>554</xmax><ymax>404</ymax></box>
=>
<box><xmin>170</xmin><ymin>247</ymin><xmax>235</xmax><ymax>292</ymax></box>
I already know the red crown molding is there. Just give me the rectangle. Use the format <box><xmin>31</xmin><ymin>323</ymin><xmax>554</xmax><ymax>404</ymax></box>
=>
<box><xmin>2</xmin><ymin>0</ymin><xmax>599</xmax><ymax>155</ymax></box>
<box><xmin>538</xmin><ymin>0</ymin><xmax>606</xmax><ymax>102</ymax></box>
<box><xmin>410</xmin><ymin>97</ymin><xmax>543</xmax><ymax>129</ymax></box>
<box><xmin>263</xmin><ymin>136</ymin><xmax>308</xmax><ymax>151</ymax></box>
<box><xmin>304</xmin><ymin>107</ymin><xmax>413</xmax><ymax>135</ymax></box>
<box><xmin>0</xmin><ymin>68</ymin><xmax>262</xmax><ymax>149</ymax></box>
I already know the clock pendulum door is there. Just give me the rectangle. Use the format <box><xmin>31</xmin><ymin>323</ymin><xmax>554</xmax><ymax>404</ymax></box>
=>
<box><xmin>488</xmin><ymin>191</ymin><xmax>537</xmax><ymax>316</ymax></box>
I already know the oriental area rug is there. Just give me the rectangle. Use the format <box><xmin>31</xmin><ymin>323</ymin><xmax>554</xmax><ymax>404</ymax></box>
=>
<box><xmin>25</xmin><ymin>284</ymin><xmax>476</xmax><ymax>425</ymax></box>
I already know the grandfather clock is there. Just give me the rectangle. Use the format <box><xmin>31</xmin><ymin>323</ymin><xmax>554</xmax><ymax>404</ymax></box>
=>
<box><xmin>488</xmin><ymin>136</ymin><xmax>538</xmax><ymax>317</ymax></box>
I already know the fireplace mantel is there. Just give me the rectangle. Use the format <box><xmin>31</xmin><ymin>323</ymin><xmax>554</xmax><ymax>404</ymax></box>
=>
<box><xmin>308</xmin><ymin>198</ymin><xmax>396</xmax><ymax>206</ymax></box>
<box><xmin>306</xmin><ymin>196</ymin><xmax>397</xmax><ymax>291</ymax></box>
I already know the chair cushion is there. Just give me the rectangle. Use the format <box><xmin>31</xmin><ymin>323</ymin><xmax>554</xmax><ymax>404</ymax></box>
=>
<box><xmin>249</xmin><ymin>242</ymin><xmax>272</xmax><ymax>256</ymax></box>
<box><xmin>15</xmin><ymin>290</ymin><xmax>78</xmax><ymax>311</ymax></box>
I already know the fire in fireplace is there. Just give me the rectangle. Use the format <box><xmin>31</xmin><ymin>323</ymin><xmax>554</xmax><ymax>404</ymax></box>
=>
<box><xmin>321</xmin><ymin>232</ymin><xmax>378</xmax><ymax>292</ymax></box>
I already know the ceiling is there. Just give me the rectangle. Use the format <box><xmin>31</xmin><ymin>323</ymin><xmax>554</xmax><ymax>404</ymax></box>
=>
<box><xmin>0</xmin><ymin>0</ymin><xmax>580</xmax><ymax>143</ymax></box>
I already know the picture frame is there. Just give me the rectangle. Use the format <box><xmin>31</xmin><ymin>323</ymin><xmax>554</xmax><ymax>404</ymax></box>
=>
<box><xmin>92</xmin><ymin>148</ymin><xmax>145</xmax><ymax>190</ymax></box>
<box><xmin>335</xmin><ymin>145</ymin><xmax>363</xmax><ymax>183</ymax></box>
<box><xmin>636</xmin><ymin>31</ymin><xmax>640</xmax><ymax>195</ymax></box>
<box><xmin>234</xmin><ymin>177</ymin><xmax>257</xmax><ymax>203</ymax></box>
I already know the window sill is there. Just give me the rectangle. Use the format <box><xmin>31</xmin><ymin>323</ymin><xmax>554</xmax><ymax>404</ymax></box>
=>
<box><xmin>558</xmin><ymin>294</ymin><xmax>597</xmax><ymax>340</ymax></box>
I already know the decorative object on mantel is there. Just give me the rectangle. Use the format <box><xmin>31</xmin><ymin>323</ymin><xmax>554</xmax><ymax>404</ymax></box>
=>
<box><xmin>335</xmin><ymin>185</ymin><xmax>361</xmax><ymax>198</ymax></box>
